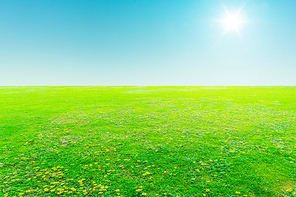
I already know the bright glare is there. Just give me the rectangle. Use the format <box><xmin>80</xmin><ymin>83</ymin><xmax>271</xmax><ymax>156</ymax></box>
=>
<box><xmin>215</xmin><ymin>3</ymin><xmax>248</xmax><ymax>45</ymax></box>
<box><xmin>224</xmin><ymin>15</ymin><xmax>242</xmax><ymax>29</ymax></box>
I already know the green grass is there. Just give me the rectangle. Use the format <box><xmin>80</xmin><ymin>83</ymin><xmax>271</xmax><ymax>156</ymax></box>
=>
<box><xmin>0</xmin><ymin>86</ymin><xmax>296</xmax><ymax>197</ymax></box>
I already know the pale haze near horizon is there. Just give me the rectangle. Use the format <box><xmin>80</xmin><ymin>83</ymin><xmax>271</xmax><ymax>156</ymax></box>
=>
<box><xmin>1</xmin><ymin>0</ymin><xmax>295</xmax><ymax>86</ymax></box>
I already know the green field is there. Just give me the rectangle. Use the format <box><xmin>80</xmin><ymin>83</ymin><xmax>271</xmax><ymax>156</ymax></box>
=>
<box><xmin>0</xmin><ymin>87</ymin><xmax>295</xmax><ymax>197</ymax></box>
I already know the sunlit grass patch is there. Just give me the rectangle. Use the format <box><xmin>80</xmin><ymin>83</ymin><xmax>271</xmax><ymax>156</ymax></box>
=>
<box><xmin>0</xmin><ymin>86</ymin><xmax>296</xmax><ymax>196</ymax></box>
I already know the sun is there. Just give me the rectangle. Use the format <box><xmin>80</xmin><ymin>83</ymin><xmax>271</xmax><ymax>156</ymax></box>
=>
<box><xmin>223</xmin><ymin>14</ymin><xmax>242</xmax><ymax>30</ymax></box>
<box><xmin>214</xmin><ymin>1</ymin><xmax>249</xmax><ymax>45</ymax></box>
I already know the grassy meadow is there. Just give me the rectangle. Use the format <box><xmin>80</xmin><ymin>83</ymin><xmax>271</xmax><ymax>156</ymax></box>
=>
<box><xmin>0</xmin><ymin>86</ymin><xmax>295</xmax><ymax>197</ymax></box>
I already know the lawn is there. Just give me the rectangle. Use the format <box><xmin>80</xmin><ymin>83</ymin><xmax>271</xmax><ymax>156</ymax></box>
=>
<box><xmin>0</xmin><ymin>86</ymin><xmax>295</xmax><ymax>197</ymax></box>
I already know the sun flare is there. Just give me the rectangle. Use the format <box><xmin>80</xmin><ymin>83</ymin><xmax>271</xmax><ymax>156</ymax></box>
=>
<box><xmin>215</xmin><ymin>3</ymin><xmax>249</xmax><ymax>46</ymax></box>
<box><xmin>223</xmin><ymin>14</ymin><xmax>242</xmax><ymax>29</ymax></box>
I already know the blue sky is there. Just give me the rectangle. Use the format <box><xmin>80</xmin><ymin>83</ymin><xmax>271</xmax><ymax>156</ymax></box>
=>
<box><xmin>1</xmin><ymin>0</ymin><xmax>295</xmax><ymax>85</ymax></box>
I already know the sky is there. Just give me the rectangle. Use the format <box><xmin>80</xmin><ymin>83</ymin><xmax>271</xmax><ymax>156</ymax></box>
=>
<box><xmin>1</xmin><ymin>0</ymin><xmax>296</xmax><ymax>86</ymax></box>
